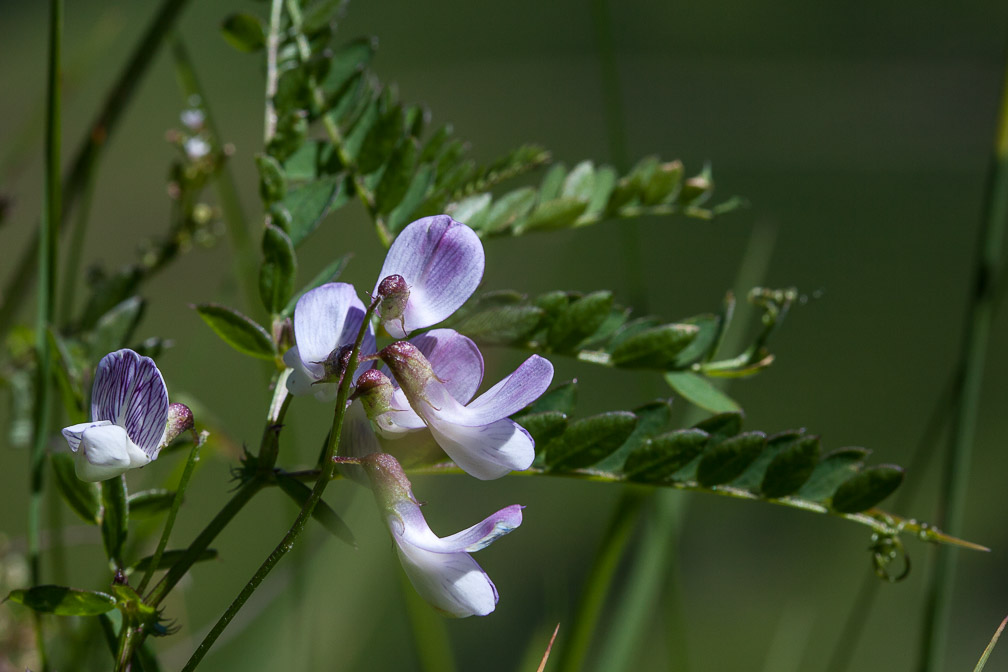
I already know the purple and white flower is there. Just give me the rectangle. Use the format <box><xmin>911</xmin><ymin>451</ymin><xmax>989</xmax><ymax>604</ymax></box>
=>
<box><xmin>359</xmin><ymin>452</ymin><xmax>522</xmax><ymax>617</ymax></box>
<box><xmin>374</xmin><ymin>334</ymin><xmax>554</xmax><ymax>480</ymax></box>
<box><xmin>283</xmin><ymin>282</ymin><xmax>375</xmax><ymax>401</ymax></box>
<box><xmin>61</xmin><ymin>349</ymin><xmax>169</xmax><ymax>482</ymax></box>
<box><xmin>373</xmin><ymin>216</ymin><xmax>484</xmax><ymax>339</ymax></box>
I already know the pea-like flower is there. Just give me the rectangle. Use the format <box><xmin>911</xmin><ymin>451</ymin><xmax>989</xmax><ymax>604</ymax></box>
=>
<box><xmin>358</xmin><ymin>452</ymin><xmax>522</xmax><ymax>617</ymax></box>
<box><xmin>283</xmin><ymin>282</ymin><xmax>376</xmax><ymax>401</ymax></box>
<box><xmin>374</xmin><ymin>335</ymin><xmax>554</xmax><ymax>480</ymax></box>
<box><xmin>61</xmin><ymin>349</ymin><xmax>170</xmax><ymax>482</ymax></box>
<box><xmin>373</xmin><ymin>215</ymin><xmax>484</xmax><ymax>339</ymax></box>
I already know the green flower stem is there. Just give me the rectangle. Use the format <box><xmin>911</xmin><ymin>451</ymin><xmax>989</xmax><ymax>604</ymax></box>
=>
<box><xmin>137</xmin><ymin>431</ymin><xmax>207</xmax><ymax>595</ymax></box>
<box><xmin>170</xmin><ymin>35</ymin><xmax>258</xmax><ymax>315</ymax></box>
<box><xmin>282</xmin><ymin>0</ymin><xmax>388</xmax><ymax>245</ymax></box>
<box><xmin>917</xmin><ymin>47</ymin><xmax>1008</xmax><ymax>672</ymax></box>
<box><xmin>0</xmin><ymin>0</ymin><xmax>193</xmax><ymax>335</ymax></box>
<box><xmin>179</xmin><ymin>299</ymin><xmax>378</xmax><ymax>672</ymax></box>
<box><xmin>28</xmin><ymin>2</ymin><xmax>62</xmax><ymax>668</ymax></box>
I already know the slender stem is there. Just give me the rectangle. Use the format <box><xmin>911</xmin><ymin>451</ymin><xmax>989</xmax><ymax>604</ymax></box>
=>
<box><xmin>29</xmin><ymin>2</ymin><xmax>62</xmax><ymax>668</ymax></box>
<box><xmin>263</xmin><ymin>0</ymin><xmax>284</xmax><ymax>145</ymax></box>
<box><xmin>180</xmin><ymin>299</ymin><xmax>378</xmax><ymax>671</ymax></box>
<box><xmin>137</xmin><ymin>432</ymin><xmax>206</xmax><ymax>594</ymax></box>
<box><xmin>0</xmin><ymin>0</ymin><xmax>194</xmax><ymax>334</ymax></box>
<box><xmin>917</xmin><ymin>42</ymin><xmax>1008</xmax><ymax>672</ymax></box>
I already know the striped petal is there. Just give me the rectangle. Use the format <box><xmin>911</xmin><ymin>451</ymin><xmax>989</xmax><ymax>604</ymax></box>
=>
<box><xmin>375</xmin><ymin>216</ymin><xmax>484</xmax><ymax>338</ymax></box>
<box><xmin>91</xmin><ymin>349</ymin><xmax>169</xmax><ymax>458</ymax></box>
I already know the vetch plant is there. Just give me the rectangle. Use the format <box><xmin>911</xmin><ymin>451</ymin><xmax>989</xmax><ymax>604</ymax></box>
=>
<box><xmin>0</xmin><ymin>1</ymin><xmax>999</xmax><ymax>671</ymax></box>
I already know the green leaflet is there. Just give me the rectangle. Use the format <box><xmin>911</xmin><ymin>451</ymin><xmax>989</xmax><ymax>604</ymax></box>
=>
<box><xmin>665</xmin><ymin>371</ymin><xmax>741</xmax><ymax>414</ymax></box>
<box><xmin>6</xmin><ymin>586</ymin><xmax>116</xmax><ymax>616</ymax></box>
<box><xmin>544</xmin><ymin>411</ymin><xmax>638</xmax><ymax>471</ymax></box>
<box><xmin>259</xmin><ymin>224</ymin><xmax>297</xmax><ymax>314</ymax></box>
<box><xmin>283</xmin><ymin>176</ymin><xmax>347</xmax><ymax>246</ymax></box>
<box><xmin>831</xmin><ymin>465</ymin><xmax>905</xmax><ymax>513</ymax></box>
<box><xmin>194</xmin><ymin>304</ymin><xmax>276</xmax><ymax>361</ymax></box>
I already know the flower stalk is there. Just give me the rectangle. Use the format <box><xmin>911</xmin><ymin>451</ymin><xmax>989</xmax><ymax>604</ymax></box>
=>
<box><xmin>179</xmin><ymin>297</ymin><xmax>379</xmax><ymax>671</ymax></box>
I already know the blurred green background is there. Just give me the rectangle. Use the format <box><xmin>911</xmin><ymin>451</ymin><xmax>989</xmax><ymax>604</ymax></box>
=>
<box><xmin>2</xmin><ymin>0</ymin><xmax>1008</xmax><ymax>670</ymax></box>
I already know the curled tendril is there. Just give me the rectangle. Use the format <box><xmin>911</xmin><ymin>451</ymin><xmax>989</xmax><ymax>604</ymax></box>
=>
<box><xmin>870</xmin><ymin>532</ymin><xmax>910</xmax><ymax>582</ymax></box>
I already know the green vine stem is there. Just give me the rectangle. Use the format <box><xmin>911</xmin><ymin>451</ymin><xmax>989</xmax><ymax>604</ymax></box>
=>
<box><xmin>137</xmin><ymin>430</ymin><xmax>207</xmax><ymax>594</ymax></box>
<box><xmin>179</xmin><ymin>298</ymin><xmax>378</xmax><ymax>671</ymax></box>
<box><xmin>916</xmin><ymin>42</ymin><xmax>1008</xmax><ymax>672</ymax></box>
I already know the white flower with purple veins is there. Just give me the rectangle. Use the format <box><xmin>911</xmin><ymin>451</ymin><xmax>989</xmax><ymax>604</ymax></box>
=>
<box><xmin>62</xmin><ymin>349</ymin><xmax>169</xmax><ymax>482</ymax></box>
<box><xmin>371</xmin><ymin>332</ymin><xmax>554</xmax><ymax>480</ymax></box>
<box><xmin>359</xmin><ymin>452</ymin><xmax>522</xmax><ymax>617</ymax></box>
<box><xmin>373</xmin><ymin>215</ymin><xmax>484</xmax><ymax>339</ymax></box>
<box><xmin>283</xmin><ymin>282</ymin><xmax>376</xmax><ymax>401</ymax></box>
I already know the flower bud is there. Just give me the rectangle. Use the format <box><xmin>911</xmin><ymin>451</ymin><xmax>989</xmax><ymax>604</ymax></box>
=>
<box><xmin>359</xmin><ymin>452</ymin><xmax>416</xmax><ymax>511</ymax></box>
<box><xmin>378</xmin><ymin>341</ymin><xmax>439</xmax><ymax>403</ymax></box>
<box><xmin>376</xmin><ymin>274</ymin><xmax>410</xmax><ymax>332</ymax></box>
<box><xmin>353</xmin><ymin>369</ymin><xmax>404</xmax><ymax>435</ymax></box>
<box><xmin>163</xmin><ymin>403</ymin><xmax>194</xmax><ymax>446</ymax></box>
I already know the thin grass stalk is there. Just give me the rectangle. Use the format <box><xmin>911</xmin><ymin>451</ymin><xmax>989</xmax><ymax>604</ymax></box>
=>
<box><xmin>916</xmin><ymin>43</ymin><xmax>1008</xmax><ymax>671</ymax></box>
<box><xmin>28</xmin><ymin>2</ymin><xmax>63</xmax><ymax>668</ymax></box>
<box><xmin>0</xmin><ymin>0</ymin><xmax>193</xmax><ymax>334</ymax></box>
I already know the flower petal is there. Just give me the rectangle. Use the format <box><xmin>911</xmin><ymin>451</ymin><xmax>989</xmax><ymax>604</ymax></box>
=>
<box><xmin>91</xmin><ymin>349</ymin><xmax>169</xmax><ymax>458</ymax></box>
<box><xmin>436</xmin><ymin>355</ymin><xmax>554</xmax><ymax>428</ymax></box>
<box><xmin>62</xmin><ymin>420</ymin><xmax>113</xmax><ymax>453</ymax></box>
<box><xmin>373</xmin><ymin>387</ymin><xmax>428</xmax><ymax>436</ymax></box>
<box><xmin>375</xmin><ymin>216</ymin><xmax>484</xmax><ymax>337</ymax></box>
<box><xmin>410</xmin><ymin>329</ymin><xmax>484</xmax><ymax>404</ymax></box>
<box><xmin>400</xmin><ymin>504</ymin><xmax>524</xmax><ymax>554</ymax></box>
<box><xmin>74</xmin><ymin>424</ymin><xmax>151</xmax><ymax>482</ymax></box>
<box><xmin>427</xmin><ymin>416</ymin><xmax>535</xmax><ymax>480</ymax></box>
<box><xmin>292</xmin><ymin>283</ymin><xmax>375</xmax><ymax>378</ymax></box>
<box><xmin>394</xmin><ymin>540</ymin><xmax>498</xmax><ymax>618</ymax></box>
